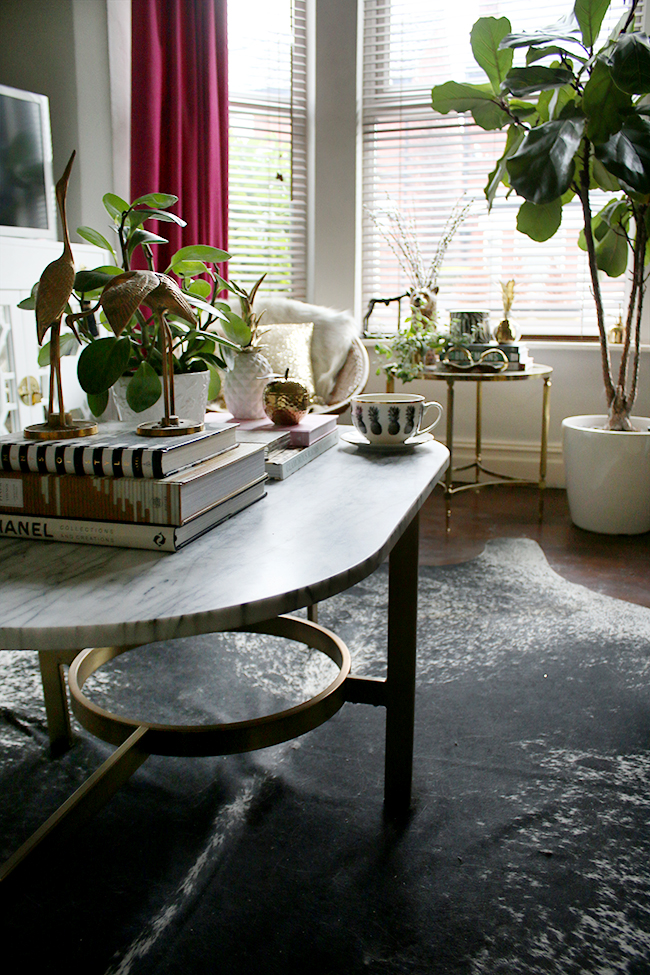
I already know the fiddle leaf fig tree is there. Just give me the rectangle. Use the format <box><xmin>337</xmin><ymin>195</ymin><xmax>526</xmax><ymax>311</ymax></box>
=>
<box><xmin>432</xmin><ymin>0</ymin><xmax>650</xmax><ymax>430</ymax></box>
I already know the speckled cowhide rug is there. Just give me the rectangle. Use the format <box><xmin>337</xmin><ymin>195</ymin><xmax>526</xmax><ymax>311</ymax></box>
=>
<box><xmin>2</xmin><ymin>538</ymin><xmax>650</xmax><ymax>975</ymax></box>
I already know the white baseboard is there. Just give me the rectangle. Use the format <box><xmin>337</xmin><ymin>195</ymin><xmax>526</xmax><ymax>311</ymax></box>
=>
<box><xmin>442</xmin><ymin>438</ymin><xmax>565</xmax><ymax>488</ymax></box>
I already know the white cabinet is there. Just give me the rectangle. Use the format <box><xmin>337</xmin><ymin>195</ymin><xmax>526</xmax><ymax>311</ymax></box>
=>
<box><xmin>0</xmin><ymin>237</ymin><xmax>109</xmax><ymax>433</ymax></box>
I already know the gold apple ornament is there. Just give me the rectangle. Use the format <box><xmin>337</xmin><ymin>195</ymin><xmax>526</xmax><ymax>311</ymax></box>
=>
<box><xmin>263</xmin><ymin>370</ymin><xmax>310</xmax><ymax>425</ymax></box>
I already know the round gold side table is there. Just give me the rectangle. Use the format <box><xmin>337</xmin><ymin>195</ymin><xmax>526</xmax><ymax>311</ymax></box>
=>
<box><xmin>417</xmin><ymin>363</ymin><xmax>553</xmax><ymax>530</ymax></box>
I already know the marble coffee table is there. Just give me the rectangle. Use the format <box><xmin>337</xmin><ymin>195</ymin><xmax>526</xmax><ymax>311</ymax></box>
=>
<box><xmin>0</xmin><ymin>436</ymin><xmax>449</xmax><ymax>881</ymax></box>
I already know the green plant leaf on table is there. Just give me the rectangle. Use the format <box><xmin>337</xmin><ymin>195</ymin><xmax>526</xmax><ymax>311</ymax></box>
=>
<box><xmin>130</xmin><ymin>193</ymin><xmax>179</xmax><ymax>210</ymax></box>
<box><xmin>87</xmin><ymin>390</ymin><xmax>109</xmax><ymax>418</ymax></box>
<box><xmin>516</xmin><ymin>198</ymin><xmax>564</xmax><ymax>240</ymax></box>
<box><xmin>74</xmin><ymin>266</ymin><xmax>123</xmax><ymax>295</ymax></box>
<box><xmin>77</xmin><ymin>336</ymin><xmax>132</xmax><ymax>394</ymax></box>
<box><xmin>126</xmin><ymin>360</ymin><xmax>162</xmax><ymax>413</ymax></box>
<box><xmin>77</xmin><ymin>226</ymin><xmax>117</xmax><ymax>259</ymax></box>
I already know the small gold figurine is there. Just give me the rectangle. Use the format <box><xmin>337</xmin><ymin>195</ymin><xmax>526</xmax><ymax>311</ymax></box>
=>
<box><xmin>25</xmin><ymin>151</ymin><xmax>98</xmax><ymax>440</ymax></box>
<box><xmin>494</xmin><ymin>279</ymin><xmax>518</xmax><ymax>344</ymax></box>
<box><xmin>98</xmin><ymin>270</ymin><xmax>203</xmax><ymax>436</ymax></box>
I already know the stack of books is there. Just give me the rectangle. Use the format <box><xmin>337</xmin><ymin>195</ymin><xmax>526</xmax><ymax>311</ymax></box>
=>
<box><xmin>221</xmin><ymin>412</ymin><xmax>339</xmax><ymax>480</ymax></box>
<box><xmin>0</xmin><ymin>421</ymin><xmax>267</xmax><ymax>551</ymax></box>
<box><xmin>443</xmin><ymin>343</ymin><xmax>533</xmax><ymax>371</ymax></box>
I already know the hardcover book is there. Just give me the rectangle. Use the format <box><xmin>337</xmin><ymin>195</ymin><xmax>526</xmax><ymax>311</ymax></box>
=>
<box><xmin>265</xmin><ymin>428</ymin><xmax>339</xmax><ymax>480</ymax></box>
<box><xmin>0</xmin><ymin>441</ymin><xmax>266</xmax><ymax>526</ymax></box>
<box><xmin>0</xmin><ymin>420</ymin><xmax>238</xmax><ymax>479</ymax></box>
<box><xmin>0</xmin><ymin>479</ymin><xmax>267</xmax><ymax>552</ymax></box>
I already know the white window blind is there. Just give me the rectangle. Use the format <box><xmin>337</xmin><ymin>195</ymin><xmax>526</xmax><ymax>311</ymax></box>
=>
<box><xmin>362</xmin><ymin>0</ymin><xmax>631</xmax><ymax>336</ymax></box>
<box><xmin>227</xmin><ymin>0</ymin><xmax>307</xmax><ymax>296</ymax></box>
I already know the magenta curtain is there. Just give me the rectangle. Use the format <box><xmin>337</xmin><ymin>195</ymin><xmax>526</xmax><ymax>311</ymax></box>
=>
<box><xmin>130</xmin><ymin>0</ymin><xmax>228</xmax><ymax>270</ymax></box>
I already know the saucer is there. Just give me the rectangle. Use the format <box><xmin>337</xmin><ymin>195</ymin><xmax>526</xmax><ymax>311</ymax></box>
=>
<box><xmin>340</xmin><ymin>429</ymin><xmax>434</xmax><ymax>451</ymax></box>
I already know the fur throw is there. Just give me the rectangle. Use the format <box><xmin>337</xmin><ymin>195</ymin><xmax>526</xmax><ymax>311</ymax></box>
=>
<box><xmin>228</xmin><ymin>294</ymin><xmax>360</xmax><ymax>402</ymax></box>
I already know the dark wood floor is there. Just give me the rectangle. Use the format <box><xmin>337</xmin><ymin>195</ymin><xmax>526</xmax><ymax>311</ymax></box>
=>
<box><xmin>419</xmin><ymin>484</ymin><xmax>650</xmax><ymax>609</ymax></box>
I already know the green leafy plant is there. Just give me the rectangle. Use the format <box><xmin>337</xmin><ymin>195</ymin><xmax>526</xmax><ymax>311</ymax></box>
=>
<box><xmin>376</xmin><ymin>310</ymin><xmax>448</xmax><ymax>384</ymax></box>
<box><xmin>432</xmin><ymin>0</ymin><xmax>650</xmax><ymax>430</ymax></box>
<box><xmin>21</xmin><ymin>193</ymin><xmax>240</xmax><ymax>416</ymax></box>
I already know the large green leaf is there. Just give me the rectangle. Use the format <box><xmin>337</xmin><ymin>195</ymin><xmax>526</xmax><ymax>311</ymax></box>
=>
<box><xmin>76</xmin><ymin>226</ymin><xmax>116</xmax><ymax>258</ymax></box>
<box><xmin>507</xmin><ymin>118</ymin><xmax>585</xmax><ymax>204</ymax></box>
<box><xmin>102</xmin><ymin>193</ymin><xmax>130</xmax><ymax>221</ymax></box>
<box><xmin>595</xmin><ymin>114</ymin><xmax>650</xmax><ymax>194</ymax></box>
<box><xmin>470</xmin><ymin>17</ymin><xmax>513</xmax><ymax>94</ymax></box>
<box><xmin>74</xmin><ymin>266</ymin><xmax>122</xmax><ymax>294</ymax></box>
<box><xmin>501</xmin><ymin>65</ymin><xmax>575</xmax><ymax>97</ymax></box>
<box><xmin>583</xmin><ymin>57</ymin><xmax>633</xmax><ymax>144</ymax></box>
<box><xmin>187</xmin><ymin>279</ymin><xmax>212</xmax><ymax>300</ymax></box>
<box><xmin>221</xmin><ymin>309</ymin><xmax>252</xmax><ymax>347</ymax></box>
<box><xmin>87</xmin><ymin>390</ymin><xmax>109</xmax><ymax>417</ymax></box>
<box><xmin>171</xmin><ymin>245</ymin><xmax>230</xmax><ymax>264</ymax></box>
<box><xmin>127</xmin><ymin>208</ymin><xmax>187</xmax><ymax>231</ymax></box>
<box><xmin>485</xmin><ymin>124</ymin><xmax>525</xmax><ymax>208</ymax></box>
<box><xmin>130</xmin><ymin>193</ymin><xmax>179</xmax><ymax>209</ymax></box>
<box><xmin>574</xmin><ymin>0</ymin><xmax>611</xmax><ymax>48</ymax></box>
<box><xmin>127</xmin><ymin>228</ymin><xmax>168</xmax><ymax>257</ymax></box>
<box><xmin>432</xmin><ymin>80</ymin><xmax>499</xmax><ymax>115</ymax></box>
<box><xmin>126</xmin><ymin>361</ymin><xmax>162</xmax><ymax>412</ymax></box>
<box><xmin>591</xmin><ymin>156</ymin><xmax>621</xmax><ymax>190</ymax></box>
<box><xmin>526</xmin><ymin>45</ymin><xmax>587</xmax><ymax>65</ymax></box>
<box><xmin>431</xmin><ymin>80</ymin><xmax>510</xmax><ymax>130</ymax></box>
<box><xmin>77</xmin><ymin>336</ymin><xmax>132</xmax><ymax>394</ymax></box>
<box><xmin>37</xmin><ymin>332</ymin><xmax>80</xmax><ymax>366</ymax></box>
<box><xmin>516</xmin><ymin>198</ymin><xmax>563</xmax><ymax>240</ymax></box>
<box><xmin>607</xmin><ymin>33</ymin><xmax>650</xmax><ymax>94</ymax></box>
<box><xmin>173</xmin><ymin>261</ymin><xmax>209</xmax><ymax>278</ymax></box>
<box><xmin>499</xmin><ymin>26</ymin><xmax>582</xmax><ymax>50</ymax></box>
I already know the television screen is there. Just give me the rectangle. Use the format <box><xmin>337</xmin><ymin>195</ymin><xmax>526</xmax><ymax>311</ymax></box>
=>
<box><xmin>0</xmin><ymin>83</ymin><xmax>56</xmax><ymax>239</ymax></box>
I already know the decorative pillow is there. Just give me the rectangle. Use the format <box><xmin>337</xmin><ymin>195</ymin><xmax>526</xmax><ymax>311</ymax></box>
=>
<box><xmin>259</xmin><ymin>323</ymin><xmax>318</xmax><ymax>402</ymax></box>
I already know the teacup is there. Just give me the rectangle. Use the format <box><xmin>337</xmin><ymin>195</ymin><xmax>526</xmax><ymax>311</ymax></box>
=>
<box><xmin>351</xmin><ymin>393</ymin><xmax>442</xmax><ymax>445</ymax></box>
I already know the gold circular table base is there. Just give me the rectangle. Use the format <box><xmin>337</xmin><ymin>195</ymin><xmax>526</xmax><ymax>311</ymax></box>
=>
<box><xmin>68</xmin><ymin>616</ymin><xmax>351</xmax><ymax>757</ymax></box>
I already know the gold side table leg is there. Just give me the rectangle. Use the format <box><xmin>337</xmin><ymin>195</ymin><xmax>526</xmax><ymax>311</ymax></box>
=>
<box><xmin>475</xmin><ymin>380</ymin><xmax>483</xmax><ymax>479</ymax></box>
<box><xmin>539</xmin><ymin>376</ymin><xmax>552</xmax><ymax>522</ymax></box>
<box><xmin>38</xmin><ymin>650</ymin><xmax>78</xmax><ymax>756</ymax></box>
<box><xmin>384</xmin><ymin>511</ymin><xmax>419</xmax><ymax>819</ymax></box>
<box><xmin>445</xmin><ymin>378</ymin><xmax>454</xmax><ymax>532</ymax></box>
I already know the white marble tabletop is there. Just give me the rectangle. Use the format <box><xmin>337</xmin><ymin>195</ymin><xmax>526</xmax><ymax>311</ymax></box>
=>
<box><xmin>0</xmin><ymin>439</ymin><xmax>449</xmax><ymax>651</ymax></box>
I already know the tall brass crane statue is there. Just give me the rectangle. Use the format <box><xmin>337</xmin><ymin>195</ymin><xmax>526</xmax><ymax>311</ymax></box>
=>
<box><xmin>25</xmin><ymin>150</ymin><xmax>97</xmax><ymax>440</ymax></box>
<box><xmin>99</xmin><ymin>269</ymin><xmax>203</xmax><ymax>435</ymax></box>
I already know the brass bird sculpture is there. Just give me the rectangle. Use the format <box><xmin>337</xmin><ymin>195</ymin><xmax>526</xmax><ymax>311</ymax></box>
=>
<box><xmin>26</xmin><ymin>150</ymin><xmax>97</xmax><ymax>439</ymax></box>
<box><xmin>99</xmin><ymin>270</ymin><xmax>201</xmax><ymax>434</ymax></box>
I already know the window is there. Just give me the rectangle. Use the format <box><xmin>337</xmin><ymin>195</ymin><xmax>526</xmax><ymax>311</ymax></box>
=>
<box><xmin>362</xmin><ymin>0</ymin><xmax>631</xmax><ymax>336</ymax></box>
<box><xmin>227</xmin><ymin>0</ymin><xmax>307</xmax><ymax>296</ymax></box>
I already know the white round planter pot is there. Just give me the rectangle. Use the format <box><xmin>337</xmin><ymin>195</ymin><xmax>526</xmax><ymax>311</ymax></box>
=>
<box><xmin>107</xmin><ymin>371</ymin><xmax>211</xmax><ymax>425</ymax></box>
<box><xmin>562</xmin><ymin>414</ymin><xmax>650</xmax><ymax>535</ymax></box>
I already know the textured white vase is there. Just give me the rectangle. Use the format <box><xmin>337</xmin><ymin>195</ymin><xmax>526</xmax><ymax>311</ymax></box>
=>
<box><xmin>562</xmin><ymin>414</ymin><xmax>650</xmax><ymax>534</ymax></box>
<box><xmin>111</xmin><ymin>371</ymin><xmax>211</xmax><ymax>424</ymax></box>
<box><xmin>223</xmin><ymin>350</ymin><xmax>273</xmax><ymax>419</ymax></box>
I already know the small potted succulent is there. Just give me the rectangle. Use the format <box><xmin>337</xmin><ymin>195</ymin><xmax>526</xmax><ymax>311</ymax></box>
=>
<box><xmin>375</xmin><ymin>309</ymin><xmax>449</xmax><ymax>388</ymax></box>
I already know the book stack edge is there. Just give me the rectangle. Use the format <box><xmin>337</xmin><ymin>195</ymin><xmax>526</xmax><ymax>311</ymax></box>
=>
<box><xmin>0</xmin><ymin>421</ymin><xmax>267</xmax><ymax>551</ymax></box>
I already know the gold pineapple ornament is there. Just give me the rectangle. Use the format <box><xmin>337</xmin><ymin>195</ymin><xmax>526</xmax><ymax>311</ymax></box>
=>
<box><xmin>494</xmin><ymin>279</ymin><xmax>519</xmax><ymax>344</ymax></box>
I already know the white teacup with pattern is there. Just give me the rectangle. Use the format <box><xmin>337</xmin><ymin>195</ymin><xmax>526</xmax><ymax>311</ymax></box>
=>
<box><xmin>351</xmin><ymin>393</ymin><xmax>442</xmax><ymax>445</ymax></box>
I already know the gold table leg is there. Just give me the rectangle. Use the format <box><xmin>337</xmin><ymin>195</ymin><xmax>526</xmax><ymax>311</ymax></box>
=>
<box><xmin>38</xmin><ymin>650</ymin><xmax>78</xmax><ymax>756</ymax></box>
<box><xmin>444</xmin><ymin>378</ymin><xmax>454</xmax><ymax>532</ymax></box>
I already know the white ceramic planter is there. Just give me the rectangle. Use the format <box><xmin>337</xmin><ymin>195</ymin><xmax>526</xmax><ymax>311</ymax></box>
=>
<box><xmin>110</xmin><ymin>371</ymin><xmax>211</xmax><ymax>424</ymax></box>
<box><xmin>562</xmin><ymin>414</ymin><xmax>650</xmax><ymax>534</ymax></box>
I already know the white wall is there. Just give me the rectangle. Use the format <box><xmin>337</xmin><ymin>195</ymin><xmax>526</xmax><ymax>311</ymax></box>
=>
<box><xmin>0</xmin><ymin>0</ymin><xmax>118</xmax><ymax>238</ymax></box>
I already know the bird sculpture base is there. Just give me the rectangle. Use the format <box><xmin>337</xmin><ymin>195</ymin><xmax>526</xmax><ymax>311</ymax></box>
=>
<box><xmin>136</xmin><ymin>417</ymin><xmax>205</xmax><ymax>437</ymax></box>
<box><xmin>23</xmin><ymin>418</ymin><xmax>99</xmax><ymax>441</ymax></box>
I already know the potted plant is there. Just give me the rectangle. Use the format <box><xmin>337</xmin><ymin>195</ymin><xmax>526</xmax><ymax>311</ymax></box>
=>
<box><xmin>21</xmin><ymin>192</ymin><xmax>240</xmax><ymax>422</ymax></box>
<box><xmin>432</xmin><ymin>0</ymin><xmax>650</xmax><ymax>533</ymax></box>
<box><xmin>375</xmin><ymin>310</ymin><xmax>449</xmax><ymax>388</ymax></box>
